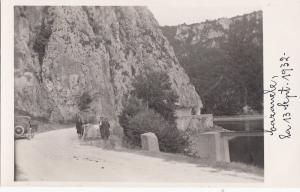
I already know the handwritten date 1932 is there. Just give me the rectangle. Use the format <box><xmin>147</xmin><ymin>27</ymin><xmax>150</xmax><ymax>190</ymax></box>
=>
<box><xmin>264</xmin><ymin>53</ymin><xmax>297</xmax><ymax>139</ymax></box>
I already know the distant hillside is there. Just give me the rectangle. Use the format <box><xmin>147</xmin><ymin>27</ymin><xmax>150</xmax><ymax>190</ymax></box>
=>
<box><xmin>161</xmin><ymin>11</ymin><xmax>263</xmax><ymax>115</ymax></box>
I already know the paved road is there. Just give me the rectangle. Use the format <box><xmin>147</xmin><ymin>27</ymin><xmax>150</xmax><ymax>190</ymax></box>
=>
<box><xmin>15</xmin><ymin>128</ymin><xmax>263</xmax><ymax>182</ymax></box>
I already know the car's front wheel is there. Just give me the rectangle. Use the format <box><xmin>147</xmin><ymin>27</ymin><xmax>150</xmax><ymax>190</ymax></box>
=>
<box><xmin>15</xmin><ymin>125</ymin><xmax>25</xmax><ymax>137</ymax></box>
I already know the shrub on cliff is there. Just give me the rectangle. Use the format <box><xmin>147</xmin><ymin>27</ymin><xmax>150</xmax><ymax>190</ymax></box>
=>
<box><xmin>131</xmin><ymin>69</ymin><xmax>178</xmax><ymax>124</ymax></box>
<box><xmin>78</xmin><ymin>92</ymin><xmax>92</xmax><ymax>111</ymax></box>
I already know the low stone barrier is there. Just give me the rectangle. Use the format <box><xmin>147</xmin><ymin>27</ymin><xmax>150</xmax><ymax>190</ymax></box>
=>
<box><xmin>176</xmin><ymin>114</ymin><xmax>213</xmax><ymax>131</ymax></box>
<box><xmin>141</xmin><ymin>132</ymin><xmax>160</xmax><ymax>152</ymax></box>
<box><xmin>188</xmin><ymin>130</ymin><xmax>264</xmax><ymax>162</ymax></box>
<box><xmin>187</xmin><ymin>131</ymin><xmax>218</xmax><ymax>160</ymax></box>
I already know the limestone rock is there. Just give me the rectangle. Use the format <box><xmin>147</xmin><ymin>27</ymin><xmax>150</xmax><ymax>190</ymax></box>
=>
<box><xmin>162</xmin><ymin>11</ymin><xmax>262</xmax><ymax>48</ymax></box>
<box><xmin>14</xmin><ymin>6</ymin><xmax>202</xmax><ymax>127</ymax></box>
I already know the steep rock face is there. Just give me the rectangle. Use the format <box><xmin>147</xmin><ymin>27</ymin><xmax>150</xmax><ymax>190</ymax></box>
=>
<box><xmin>14</xmin><ymin>6</ymin><xmax>202</xmax><ymax>123</ymax></box>
<box><xmin>14</xmin><ymin>7</ymin><xmax>53</xmax><ymax>120</ymax></box>
<box><xmin>161</xmin><ymin>11</ymin><xmax>263</xmax><ymax>115</ymax></box>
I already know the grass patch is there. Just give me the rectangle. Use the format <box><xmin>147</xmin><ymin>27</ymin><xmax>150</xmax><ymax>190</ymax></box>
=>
<box><xmin>204</xmin><ymin>160</ymin><xmax>263</xmax><ymax>176</ymax></box>
<box><xmin>118</xmin><ymin>148</ymin><xmax>264</xmax><ymax>177</ymax></box>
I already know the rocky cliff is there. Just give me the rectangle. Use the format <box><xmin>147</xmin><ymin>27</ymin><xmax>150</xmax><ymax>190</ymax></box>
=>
<box><xmin>14</xmin><ymin>6</ymin><xmax>202</xmax><ymax>123</ymax></box>
<box><xmin>161</xmin><ymin>11</ymin><xmax>263</xmax><ymax>115</ymax></box>
<box><xmin>161</xmin><ymin>11</ymin><xmax>262</xmax><ymax>54</ymax></box>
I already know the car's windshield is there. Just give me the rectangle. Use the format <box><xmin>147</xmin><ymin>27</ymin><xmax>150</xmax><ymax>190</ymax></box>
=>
<box><xmin>15</xmin><ymin>116</ymin><xmax>31</xmax><ymax>123</ymax></box>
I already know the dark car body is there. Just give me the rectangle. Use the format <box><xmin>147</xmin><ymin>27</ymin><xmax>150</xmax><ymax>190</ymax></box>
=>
<box><xmin>14</xmin><ymin>116</ymin><xmax>36</xmax><ymax>139</ymax></box>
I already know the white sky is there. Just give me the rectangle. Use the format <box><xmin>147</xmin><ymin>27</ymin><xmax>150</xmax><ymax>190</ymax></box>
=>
<box><xmin>148</xmin><ymin>5</ymin><xmax>261</xmax><ymax>26</ymax></box>
<box><xmin>145</xmin><ymin>0</ymin><xmax>262</xmax><ymax>26</ymax></box>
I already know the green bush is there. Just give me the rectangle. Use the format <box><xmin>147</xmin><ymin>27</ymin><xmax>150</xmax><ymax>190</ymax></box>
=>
<box><xmin>131</xmin><ymin>69</ymin><xmax>178</xmax><ymax>124</ymax></box>
<box><xmin>119</xmin><ymin>96</ymin><xmax>145</xmax><ymax>135</ymax></box>
<box><xmin>158</xmin><ymin>126</ymin><xmax>190</xmax><ymax>153</ymax></box>
<box><xmin>120</xmin><ymin>69</ymin><xmax>189</xmax><ymax>153</ymax></box>
<box><xmin>126</xmin><ymin>108</ymin><xmax>169</xmax><ymax>147</ymax></box>
<box><xmin>119</xmin><ymin>97</ymin><xmax>189</xmax><ymax>153</ymax></box>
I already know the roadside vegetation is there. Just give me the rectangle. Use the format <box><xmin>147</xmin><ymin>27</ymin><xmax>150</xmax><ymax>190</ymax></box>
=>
<box><xmin>119</xmin><ymin>69</ymin><xmax>190</xmax><ymax>153</ymax></box>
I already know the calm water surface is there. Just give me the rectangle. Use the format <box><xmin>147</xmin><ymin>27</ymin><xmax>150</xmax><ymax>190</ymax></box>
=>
<box><xmin>214</xmin><ymin>119</ymin><xmax>264</xmax><ymax>168</ymax></box>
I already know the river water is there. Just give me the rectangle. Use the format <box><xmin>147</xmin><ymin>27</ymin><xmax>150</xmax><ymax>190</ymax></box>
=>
<box><xmin>214</xmin><ymin>119</ymin><xmax>264</xmax><ymax>168</ymax></box>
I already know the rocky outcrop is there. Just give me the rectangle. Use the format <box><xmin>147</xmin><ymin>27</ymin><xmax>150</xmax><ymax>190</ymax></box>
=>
<box><xmin>14</xmin><ymin>6</ymin><xmax>202</xmax><ymax>124</ymax></box>
<box><xmin>162</xmin><ymin>11</ymin><xmax>262</xmax><ymax>50</ymax></box>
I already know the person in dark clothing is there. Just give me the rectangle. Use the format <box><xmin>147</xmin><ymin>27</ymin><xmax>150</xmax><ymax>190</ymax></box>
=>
<box><xmin>75</xmin><ymin>113</ymin><xmax>83</xmax><ymax>138</ymax></box>
<box><xmin>99</xmin><ymin>117</ymin><xmax>110</xmax><ymax>140</ymax></box>
<box><xmin>76</xmin><ymin>109</ymin><xmax>96</xmax><ymax>140</ymax></box>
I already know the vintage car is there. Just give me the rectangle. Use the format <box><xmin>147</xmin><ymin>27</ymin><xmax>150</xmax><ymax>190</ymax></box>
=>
<box><xmin>14</xmin><ymin>116</ymin><xmax>37</xmax><ymax>139</ymax></box>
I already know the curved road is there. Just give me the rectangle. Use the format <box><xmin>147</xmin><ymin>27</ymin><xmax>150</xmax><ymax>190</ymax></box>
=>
<box><xmin>15</xmin><ymin>128</ymin><xmax>263</xmax><ymax>182</ymax></box>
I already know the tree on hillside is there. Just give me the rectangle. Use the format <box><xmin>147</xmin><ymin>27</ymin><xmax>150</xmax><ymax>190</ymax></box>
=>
<box><xmin>161</xmin><ymin>13</ymin><xmax>263</xmax><ymax>115</ymax></box>
<box><xmin>223</xmin><ymin>17</ymin><xmax>263</xmax><ymax>112</ymax></box>
<box><xmin>131</xmin><ymin>69</ymin><xmax>179</xmax><ymax>124</ymax></box>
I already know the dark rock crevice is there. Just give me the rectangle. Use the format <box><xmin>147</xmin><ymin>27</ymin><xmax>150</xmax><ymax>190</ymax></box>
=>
<box><xmin>32</xmin><ymin>6</ymin><xmax>54</xmax><ymax>83</ymax></box>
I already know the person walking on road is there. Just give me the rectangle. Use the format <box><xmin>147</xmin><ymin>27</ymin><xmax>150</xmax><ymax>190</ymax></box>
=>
<box><xmin>99</xmin><ymin>117</ymin><xmax>111</xmax><ymax>147</ymax></box>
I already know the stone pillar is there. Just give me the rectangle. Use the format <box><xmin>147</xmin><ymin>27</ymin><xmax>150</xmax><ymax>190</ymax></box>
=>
<box><xmin>214</xmin><ymin>132</ymin><xmax>222</xmax><ymax>161</ymax></box>
<box><xmin>223</xmin><ymin>137</ymin><xmax>231</xmax><ymax>162</ymax></box>
<box><xmin>245</xmin><ymin>121</ymin><xmax>251</xmax><ymax>131</ymax></box>
<box><xmin>214</xmin><ymin>132</ymin><xmax>231</xmax><ymax>162</ymax></box>
<box><xmin>141</xmin><ymin>132</ymin><xmax>160</xmax><ymax>152</ymax></box>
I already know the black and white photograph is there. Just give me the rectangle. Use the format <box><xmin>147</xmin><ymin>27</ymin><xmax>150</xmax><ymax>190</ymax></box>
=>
<box><xmin>2</xmin><ymin>0</ymin><xmax>300</xmax><ymax>188</ymax></box>
<box><xmin>12</xmin><ymin>5</ymin><xmax>265</xmax><ymax>182</ymax></box>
